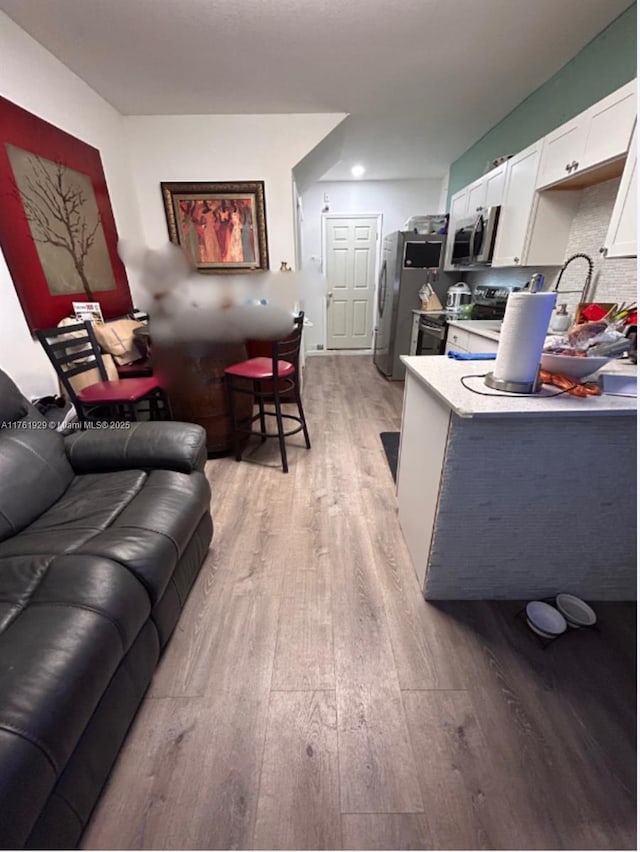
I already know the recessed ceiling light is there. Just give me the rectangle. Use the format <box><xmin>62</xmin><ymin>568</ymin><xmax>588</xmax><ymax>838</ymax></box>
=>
<box><xmin>351</xmin><ymin>164</ymin><xmax>365</xmax><ymax>178</ymax></box>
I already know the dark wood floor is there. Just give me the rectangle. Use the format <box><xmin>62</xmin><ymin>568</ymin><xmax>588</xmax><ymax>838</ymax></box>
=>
<box><xmin>82</xmin><ymin>354</ymin><xmax>636</xmax><ymax>850</ymax></box>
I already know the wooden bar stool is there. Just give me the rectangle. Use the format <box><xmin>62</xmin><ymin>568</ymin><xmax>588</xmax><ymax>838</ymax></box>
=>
<box><xmin>224</xmin><ymin>312</ymin><xmax>310</xmax><ymax>473</ymax></box>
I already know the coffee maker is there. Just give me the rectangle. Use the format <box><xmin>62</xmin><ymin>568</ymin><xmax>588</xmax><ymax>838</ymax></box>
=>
<box><xmin>445</xmin><ymin>282</ymin><xmax>472</xmax><ymax>314</ymax></box>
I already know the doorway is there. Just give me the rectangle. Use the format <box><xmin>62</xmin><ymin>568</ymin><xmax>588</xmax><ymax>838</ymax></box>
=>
<box><xmin>322</xmin><ymin>214</ymin><xmax>381</xmax><ymax>349</ymax></box>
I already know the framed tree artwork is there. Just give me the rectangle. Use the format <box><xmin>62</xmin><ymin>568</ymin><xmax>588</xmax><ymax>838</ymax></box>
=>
<box><xmin>0</xmin><ymin>95</ymin><xmax>133</xmax><ymax>332</ymax></box>
<box><xmin>161</xmin><ymin>180</ymin><xmax>269</xmax><ymax>272</ymax></box>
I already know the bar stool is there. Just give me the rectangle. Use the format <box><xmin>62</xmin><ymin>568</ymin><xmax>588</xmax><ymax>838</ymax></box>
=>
<box><xmin>224</xmin><ymin>312</ymin><xmax>310</xmax><ymax>473</ymax></box>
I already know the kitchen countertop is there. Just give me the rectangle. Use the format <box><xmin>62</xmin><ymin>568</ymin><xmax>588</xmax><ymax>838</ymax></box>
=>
<box><xmin>400</xmin><ymin>355</ymin><xmax>637</xmax><ymax>418</ymax></box>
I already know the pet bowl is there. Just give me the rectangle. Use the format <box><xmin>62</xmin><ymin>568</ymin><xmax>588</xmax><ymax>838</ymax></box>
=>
<box><xmin>525</xmin><ymin>601</ymin><xmax>567</xmax><ymax>637</ymax></box>
<box><xmin>555</xmin><ymin>594</ymin><xmax>596</xmax><ymax>628</ymax></box>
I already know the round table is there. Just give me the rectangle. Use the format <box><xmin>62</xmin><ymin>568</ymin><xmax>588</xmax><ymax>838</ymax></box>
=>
<box><xmin>153</xmin><ymin>341</ymin><xmax>253</xmax><ymax>455</ymax></box>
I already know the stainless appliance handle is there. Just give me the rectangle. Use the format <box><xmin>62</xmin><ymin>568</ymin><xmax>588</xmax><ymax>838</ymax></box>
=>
<box><xmin>378</xmin><ymin>260</ymin><xmax>387</xmax><ymax>317</ymax></box>
<box><xmin>468</xmin><ymin>215</ymin><xmax>480</xmax><ymax>261</ymax></box>
<box><xmin>474</xmin><ymin>214</ymin><xmax>485</xmax><ymax>257</ymax></box>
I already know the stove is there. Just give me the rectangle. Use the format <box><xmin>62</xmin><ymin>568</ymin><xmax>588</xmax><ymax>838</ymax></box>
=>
<box><xmin>471</xmin><ymin>282</ymin><xmax>523</xmax><ymax>318</ymax></box>
<box><xmin>414</xmin><ymin>284</ymin><xmax>521</xmax><ymax>356</ymax></box>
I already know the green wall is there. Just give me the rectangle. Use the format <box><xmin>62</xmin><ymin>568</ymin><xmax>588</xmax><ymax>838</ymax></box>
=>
<box><xmin>448</xmin><ymin>3</ymin><xmax>637</xmax><ymax>199</ymax></box>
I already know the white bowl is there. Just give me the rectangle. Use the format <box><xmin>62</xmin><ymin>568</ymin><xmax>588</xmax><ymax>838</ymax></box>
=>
<box><xmin>539</xmin><ymin>352</ymin><xmax>612</xmax><ymax>379</ymax></box>
<box><xmin>526</xmin><ymin>601</ymin><xmax>567</xmax><ymax>636</ymax></box>
<box><xmin>526</xmin><ymin>617</ymin><xmax>559</xmax><ymax>639</ymax></box>
<box><xmin>555</xmin><ymin>594</ymin><xmax>596</xmax><ymax>628</ymax></box>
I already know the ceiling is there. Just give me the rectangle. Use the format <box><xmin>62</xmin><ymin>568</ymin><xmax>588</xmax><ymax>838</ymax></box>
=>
<box><xmin>0</xmin><ymin>0</ymin><xmax>632</xmax><ymax>181</ymax></box>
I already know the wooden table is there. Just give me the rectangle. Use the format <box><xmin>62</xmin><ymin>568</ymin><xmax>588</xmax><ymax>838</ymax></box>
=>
<box><xmin>153</xmin><ymin>341</ymin><xmax>253</xmax><ymax>455</ymax></box>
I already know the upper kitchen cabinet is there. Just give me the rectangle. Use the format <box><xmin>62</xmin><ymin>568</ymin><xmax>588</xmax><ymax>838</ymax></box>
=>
<box><xmin>603</xmin><ymin>122</ymin><xmax>637</xmax><ymax>258</ymax></box>
<box><xmin>492</xmin><ymin>143</ymin><xmax>541</xmax><ymax>267</ymax></box>
<box><xmin>536</xmin><ymin>79</ymin><xmax>636</xmax><ymax>190</ymax></box>
<box><xmin>449</xmin><ymin>162</ymin><xmax>507</xmax><ymax>218</ymax></box>
<box><xmin>492</xmin><ymin>141</ymin><xmax>580</xmax><ymax>268</ymax></box>
<box><xmin>444</xmin><ymin>162</ymin><xmax>506</xmax><ymax>269</ymax></box>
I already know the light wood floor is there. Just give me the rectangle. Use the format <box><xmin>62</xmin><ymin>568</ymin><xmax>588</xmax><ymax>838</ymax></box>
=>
<box><xmin>82</xmin><ymin>354</ymin><xmax>636</xmax><ymax>851</ymax></box>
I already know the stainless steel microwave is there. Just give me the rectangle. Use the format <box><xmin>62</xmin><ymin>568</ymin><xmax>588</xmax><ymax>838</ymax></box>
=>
<box><xmin>451</xmin><ymin>206</ymin><xmax>501</xmax><ymax>266</ymax></box>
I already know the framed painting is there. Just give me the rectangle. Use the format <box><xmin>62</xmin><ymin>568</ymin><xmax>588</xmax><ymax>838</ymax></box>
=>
<box><xmin>161</xmin><ymin>180</ymin><xmax>269</xmax><ymax>272</ymax></box>
<box><xmin>0</xmin><ymin>95</ymin><xmax>133</xmax><ymax>333</ymax></box>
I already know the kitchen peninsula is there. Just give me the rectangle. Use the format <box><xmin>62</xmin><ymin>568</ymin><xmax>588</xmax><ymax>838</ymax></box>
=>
<box><xmin>397</xmin><ymin>355</ymin><xmax>636</xmax><ymax>600</ymax></box>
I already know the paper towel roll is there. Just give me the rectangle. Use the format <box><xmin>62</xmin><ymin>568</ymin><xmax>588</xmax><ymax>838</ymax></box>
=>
<box><xmin>493</xmin><ymin>292</ymin><xmax>557</xmax><ymax>384</ymax></box>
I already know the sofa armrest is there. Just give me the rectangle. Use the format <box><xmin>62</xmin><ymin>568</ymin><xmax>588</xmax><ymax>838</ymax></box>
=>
<box><xmin>64</xmin><ymin>422</ymin><xmax>207</xmax><ymax>474</ymax></box>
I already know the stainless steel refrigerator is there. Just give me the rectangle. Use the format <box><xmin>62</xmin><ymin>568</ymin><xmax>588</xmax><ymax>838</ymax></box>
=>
<box><xmin>373</xmin><ymin>231</ymin><xmax>450</xmax><ymax>380</ymax></box>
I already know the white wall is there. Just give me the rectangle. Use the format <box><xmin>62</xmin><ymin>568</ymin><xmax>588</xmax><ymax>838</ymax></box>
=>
<box><xmin>125</xmin><ymin>113</ymin><xmax>345</xmax><ymax>310</ymax></box>
<box><xmin>0</xmin><ymin>12</ymin><xmax>145</xmax><ymax>398</ymax></box>
<box><xmin>299</xmin><ymin>178</ymin><xmax>442</xmax><ymax>350</ymax></box>
<box><xmin>0</xmin><ymin>12</ymin><xmax>345</xmax><ymax>398</ymax></box>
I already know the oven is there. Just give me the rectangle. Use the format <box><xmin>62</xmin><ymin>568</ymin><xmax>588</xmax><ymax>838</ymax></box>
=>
<box><xmin>416</xmin><ymin>315</ymin><xmax>447</xmax><ymax>356</ymax></box>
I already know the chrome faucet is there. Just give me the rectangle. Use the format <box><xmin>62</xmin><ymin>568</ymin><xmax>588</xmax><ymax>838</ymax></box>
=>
<box><xmin>553</xmin><ymin>252</ymin><xmax>594</xmax><ymax>304</ymax></box>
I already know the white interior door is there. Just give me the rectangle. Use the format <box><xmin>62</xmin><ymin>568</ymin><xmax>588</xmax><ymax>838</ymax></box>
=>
<box><xmin>325</xmin><ymin>215</ymin><xmax>378</xmax><ymax>349</ymax></box>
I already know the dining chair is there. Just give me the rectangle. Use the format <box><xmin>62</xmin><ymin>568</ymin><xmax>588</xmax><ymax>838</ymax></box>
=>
<box><xmin>36</xmin><ymin>321</ymin><xmax>169</xmax><ymax>426</ymax></box>
<box><xmin>224</xmin><ymin>312</ymin><xmax>310</xmax><ymax>473</ymax></box>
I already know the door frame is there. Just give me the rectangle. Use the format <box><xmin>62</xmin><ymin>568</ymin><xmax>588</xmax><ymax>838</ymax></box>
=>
<box><xmin>321</xmin><ymin>212</ymin><xmax>383</xmax><ymax>350</ymax></box>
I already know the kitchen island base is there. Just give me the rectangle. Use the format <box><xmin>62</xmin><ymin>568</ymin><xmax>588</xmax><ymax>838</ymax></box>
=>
<box><xmin>398</xmin><ymin>357</ymin><xmax>636</xmax><ymax>601</ymax></box>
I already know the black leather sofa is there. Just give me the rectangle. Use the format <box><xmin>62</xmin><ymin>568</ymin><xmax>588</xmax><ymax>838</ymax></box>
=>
<box><xmin>0</xmin><ymin>369</ymin><xmax>213</xmax><ymax>849</ymax></box>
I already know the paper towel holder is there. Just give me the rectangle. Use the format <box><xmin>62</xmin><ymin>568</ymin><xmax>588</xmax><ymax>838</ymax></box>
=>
<box><xmin>484</xmin><ymin>369</ymin><xmax>542</xmax><ymax>394</ymax></box>
<box><xmin>484</xmin><ymin>273</ymin><xmax>546</xmax><ymax>394</ymax></box>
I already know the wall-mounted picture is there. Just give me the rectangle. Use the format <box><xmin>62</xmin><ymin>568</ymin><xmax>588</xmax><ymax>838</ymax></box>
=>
<box><xmin>161</xmin><ymin>180</ymin><xmax>269</xmax><ymax>272</ymax></box>
<box><xmin>0</xmin><ymin>95</ymin><xmax>132</xmax><ymax>332</ymax></box>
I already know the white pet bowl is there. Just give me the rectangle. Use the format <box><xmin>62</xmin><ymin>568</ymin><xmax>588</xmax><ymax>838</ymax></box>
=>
<box><xmin>539</xmin><ymin>353</ymin><xmax>612</xmax><ymax>380</ymax></box>
<box><xmin>555</xmin><ymin>594</ymin><xmax>597</xmax><ymax>628</ymax></box>
<box><xmin>525</xmin><ymin>601</ymin><xmax>567</xmax><ymax>637</ymax></box>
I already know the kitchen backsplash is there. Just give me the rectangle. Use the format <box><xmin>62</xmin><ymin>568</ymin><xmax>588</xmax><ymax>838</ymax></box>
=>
<box><xmin>465</xmin><ymin>176</ymin><xmax>637</xmax><ymax>314</ymax></box>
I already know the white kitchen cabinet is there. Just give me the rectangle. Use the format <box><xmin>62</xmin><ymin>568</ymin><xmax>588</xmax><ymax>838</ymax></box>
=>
<box><xmin>581</xmin><ymin>80</ymin><xmax>636</xmax><ymax>173</ymax></box>
<box><xmin>604</xmin><ymin>122</ymin><xmax>637</xmax><ymax>258</ymax></box>
<box><xmin>536</xmin><ymin>114</ymin><xmax>587</xmax><ymax>189</ymax></box>
<box><xmin>444</xmin><ymin>341</ymin><xmax>469</xmax><ymax>355</ymax></box>
<box><xmin>537</xmin><ymin>79</ymin><xmax>636</xmax><ymax>189</ymax></box>
<box><xmin>484</xmin><ymin>162</ymin><xmax>507</xmax><ymax>208</ymax></box>
<box><xmin>446</xmin><ymin>327</ymin><xmax>469</xmax><ymax>352</ymax></box>
<box><xmin>466</xmin><ymin>331</ymin><xmax>498</xmax><ymax>354</ymax></box>
<box><xmin>492</xmin><ymin>141</ymin><xmax>580</xmax><ymax>268</ymax></box>
<box><xmin>446</xmin><ymin>323</ymin><xmax>499</xmax><ymax>355</ymax></box>
<box><xmin>444</xmin><ymin>189</ymin><xmax>468</xmax><ymax>269</ymax></box>
<box><xmin>449</xmin><ymin>189</ymin><xmax>468</xmax><ymax>222</ymax></box>
<box><xmin>491</xmin><ymin>142</ymin><xmax>542</xmax><ymax>267</ymax></box>
<box><xmin>466</xmin><ymin>176</ymin><xmax>487</xmax><ymax>215</ymax></box>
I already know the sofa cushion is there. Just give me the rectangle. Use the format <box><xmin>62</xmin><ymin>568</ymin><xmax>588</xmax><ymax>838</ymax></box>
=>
<box><xmin>0</xmin><ymin>553</ymin><xmax>150</xmax><ymax>654</ymax></box>
<box><xmin>75</xmin><ymin>469</ymin><xmax>211</xmax><ymax>604</ymax></box>
<box><xmin>0</xmin><ymin>470</ymin><xmax>147</xmax><ymax>556</ymax></box>
<box><xmin>0</xmin><ymin>468</ymin><xmax>211</xmax><ymax>606</ymax></box>
<box><xmin>0</xmin><ymin>430</ymin><xmax>74</xmax><ymax>543</ymax></box>
<box><xmin>0</xmin><ymin>553</ymin><xmax>151</xmax><ymax>842</ymax></box>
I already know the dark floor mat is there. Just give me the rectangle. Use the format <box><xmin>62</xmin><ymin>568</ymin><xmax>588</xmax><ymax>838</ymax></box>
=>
<box><xmin>380</xmin><ymin>432</ymin><xmax>400</xmax><ymax>482</ymax></box>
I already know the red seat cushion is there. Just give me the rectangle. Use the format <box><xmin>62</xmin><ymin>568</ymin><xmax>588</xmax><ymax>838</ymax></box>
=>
<box><xmin>224</xmin><ymin>357</ymin><xmax>295</xmax><ymax>380</ymax></box>
<box><xmin>76</xmin><ymin>377</ymin><xmax>161</xmax><ymax>403</ymax></box>
<box><xmin>115</xmin><ymin>358</ymin><xmax>153</xmax><ymax>378</ymax></box>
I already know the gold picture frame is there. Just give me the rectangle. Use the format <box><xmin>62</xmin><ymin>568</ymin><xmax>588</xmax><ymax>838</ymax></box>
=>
<box><xmin>161</xmin><ymin>180</ymin><xmax>269</xmax><ymax>272</ymax></box>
